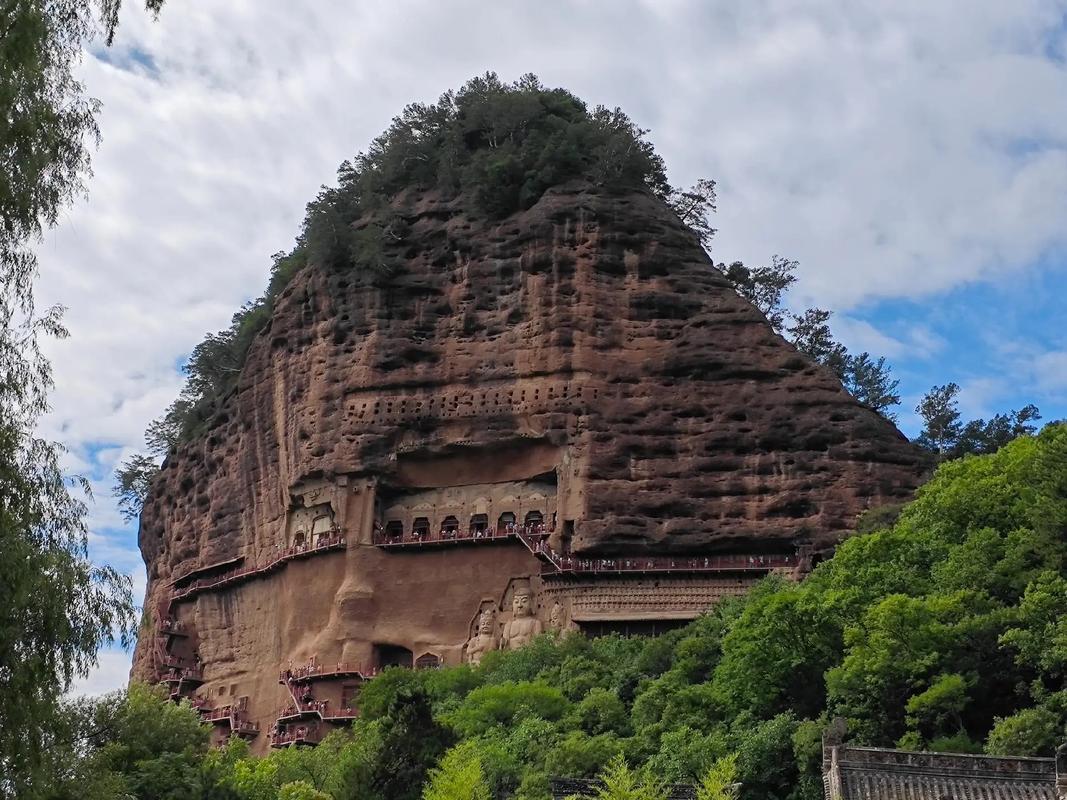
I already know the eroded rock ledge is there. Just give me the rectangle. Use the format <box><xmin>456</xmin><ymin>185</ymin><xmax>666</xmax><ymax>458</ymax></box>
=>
<box><xmin>133</xmin><ymin>182</ymin><xmax>929</xmax><ymax>750</ymax></box>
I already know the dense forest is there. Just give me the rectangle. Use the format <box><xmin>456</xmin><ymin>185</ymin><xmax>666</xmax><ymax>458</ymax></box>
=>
<box><xmin>38</xmin><ymin>424</ymin><xmax>1067</xmax><ymax>800</ymax></box>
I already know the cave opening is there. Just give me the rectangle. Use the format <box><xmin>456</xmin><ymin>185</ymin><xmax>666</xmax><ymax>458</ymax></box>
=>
<box><xmin>374</xmin><ymin>644</ymin><xmax>413</xmax><ymax>669</ymax></box>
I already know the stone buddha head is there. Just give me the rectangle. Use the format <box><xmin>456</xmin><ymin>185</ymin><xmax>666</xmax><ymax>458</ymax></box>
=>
<box><xmin>512</xmin><ymin>584</ymin><xmax>533</xmax><ymax>618</ymax></box>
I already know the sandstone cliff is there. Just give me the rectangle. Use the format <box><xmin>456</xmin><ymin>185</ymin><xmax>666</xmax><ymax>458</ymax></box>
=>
<box><xmin>132</xmin><ymin>181</ymin><xmax>928</xmax><ymax>747</ymax></box>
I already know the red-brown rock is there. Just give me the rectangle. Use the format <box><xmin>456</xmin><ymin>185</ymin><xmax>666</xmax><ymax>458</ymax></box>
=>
<box><xmin>132</xmin><ymin>182</ymin><xmax>929</xmax><ymax>749</ymax></box>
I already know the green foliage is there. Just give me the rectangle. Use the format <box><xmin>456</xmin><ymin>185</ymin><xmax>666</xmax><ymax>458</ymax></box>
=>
<box><xmin>423</xmin><ymin>741</ymin><xmax>491</xmax><ymax>800</ymax></box>
<box><xmin>785</xmin><ymin>308</ymin><xmax>848</xmax><ymax>378</ymax></box>
<box><xmin>915</xmin><ymin>383</ymin><xmax>1042</xmax><ymax>459</ymax></box>
<box><xmin>584</xmin><ymin>755</ymin><xmax>666</xmax><ymax>800</ymax></box>
<box><xmin>665</xmin><ymin>179</ymin><xmax>717</xmax><ymax>248</ymax></box>
<box><xmin>447</xmin><ymin>682</ymin><xmax>569</xmax><ymax>737</ymax></box>
<box><xmin>729</xmin><ymin>713</ymin><xmax>800</xmax><ymax>800</ymax></box>
<box><xmin>720</xmin><ymin>257</ymin><xmax>798</xmax><ymax>333</ymax></box>
<box><xmin>571</xmin><ymin>688</ymin><xmax>628</xmax><ymax>736</ymax></box>
<box><xmin>985</xmin><ymin>705</ymin><xmax>1064</xmax><ymax>756</ymax></box>
<box><xmin>712</xmin><ymin>582</ymin><xmax>837</xmax><ymax>721</ymax></box>
<box><xmin>695</xmin><ymin>754</ymin><xmax>739</xmax><ymax>800</ymax></box>
<box><xmin>841</xmin><ymin>353</ymin><xmax>901</xmax><ymax>419</ymax></box>
<box><xmin>33</xmin><ymin>683</ymin><xmax>211</xmax><ymax>800</ymax></box>
<box><xmin>1000</xmin><ymin>572</ymin><xmax>1067</xmax><ymax>676</ymax></box>
<box><xmin>278</xmin><ymin>782</ymin><xmax>332</xmax><ymax>800</ymax></box>
<box><xmin>113</xmin><ymin>452</ymin><xmax>160</xmax><ymax>521</ymax></box>
<box><xmin>371</xmin><ymin>690</ymin><xmax>454</xmax><ymax>800</ymax></box>
<box><xmin>71</xmin><ymin>427</ymin><xmax>1067</xmax><ymax>800</ymax></box>
<box><xmin>915</xmin><ymin>383</ymin><xmax>963</xmax><ymax>455</ymax></box>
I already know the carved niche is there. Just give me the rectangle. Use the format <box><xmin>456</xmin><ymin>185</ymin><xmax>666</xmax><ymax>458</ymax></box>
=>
<box><xmin>500</xmin><ymin>578</ymin><xmax>543</xmax><ymax>651</ymax></box>
<box><xmin>464</xmin><ymin>601</ymin><xmax>499</xmax><ymax>666</ymax></box>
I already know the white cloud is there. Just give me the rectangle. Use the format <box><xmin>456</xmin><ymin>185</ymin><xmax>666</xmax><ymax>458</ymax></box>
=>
<box><xmin>831</xmin><ymin>316</ymin><xmax>947</xmax><ymax>361</ymax></box>
<box><xmin>1030</xmin><ymin>350</ymin><xmax>1067</xmax><ymax>394</ymax></box>
<box><xmin>27</xmin><ymin>1</ymin><xmax>1067</xmax><ymax>644</ymax></box>
<box><xmin>68</xmin><ymin>649</ymin><xmax>134</xmax><ymax>698</ymax></box>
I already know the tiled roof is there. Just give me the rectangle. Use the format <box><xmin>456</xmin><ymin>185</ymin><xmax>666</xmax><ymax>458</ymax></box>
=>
<box><xmin>824</xmin><ymin>745</ymin><xmax>1059</xmax><ymax>800</ymax></box>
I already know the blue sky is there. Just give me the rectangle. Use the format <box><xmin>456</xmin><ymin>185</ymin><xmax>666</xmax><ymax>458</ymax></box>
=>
<box><xmin>839</xmin><ymin>264</ymin><xmax>1067</xmax><ymax>436</ymax></box>
<box><xmin>36</xmin><ymin>0</ymin><xmax>1067</xmax><ymax>693</ymax></box>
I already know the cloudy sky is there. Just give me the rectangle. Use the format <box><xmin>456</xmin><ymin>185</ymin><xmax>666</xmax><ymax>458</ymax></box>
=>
<box><xmin>43</xmin><ymin>0</ymin><xmax>1067</xmax><ymax>694</ymax></box>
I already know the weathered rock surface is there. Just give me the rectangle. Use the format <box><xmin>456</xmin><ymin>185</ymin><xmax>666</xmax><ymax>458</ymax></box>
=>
<box><xmin>132</xmin><ymin>182</ymin><xmax>929</xmax><ymax>747</ymax></box>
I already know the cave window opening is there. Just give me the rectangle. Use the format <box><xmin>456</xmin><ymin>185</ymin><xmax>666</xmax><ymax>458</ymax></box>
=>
<box><xmin>385</xmin><ymin>520</ymin><xmax>403</xmax><ymax>541</ymax></box>
<box><xmin>524</xmin><ymin>510</ymin><xmax>544</xmax><ymax>532</ymax></box>
<box><xmin>498</xmin><ymin>512</ymin><xmax>516</xmax><ymax>532</ymax></box>
<box><xmin>415</xmin><ymin>653</ymin><xmax>442</xmax><ymax>670</ymax></box>
<box><xmin>470</xmin><ymin>513</ymin><xmax>488</xmax><ymax>537</ymax></box>
<box><xmin>412</xmin><ymin>517</ymin><xmax>430</xmax><ymax>538</ymax></box>
<box><xmin>441</xmin><ymin>515</ymin><xmax>459</xmax><ymax>538</ymax></box>
<box><xmin>293</xmin><ymin>531</ymin><xmax>306</xmax><ymax>549</ymax></box>
<box><xmin>311</xmin><ymin>514</ymin><xmax>334</xmax><ymax>544</ymax></box>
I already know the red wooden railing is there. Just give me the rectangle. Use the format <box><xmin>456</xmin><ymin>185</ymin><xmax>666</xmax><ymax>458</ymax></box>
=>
<box><xmin>196</xmin><ymin>701</ymin><xmax>260</xmax><ymax>738</ymax></box>
<box><xmin>277</xmin><ymin>701</ymin><xmax>360</xmax><ymax>722</ymax></box>
<box><xmin>372</xmin><ymin>524</ymin><xmax>534</xmax><ymax>547</ymax></box>
<box><xmin>172</xmin><ymin>530</ymin><xmax>346</xmax><ymax>603</ymax></box>
<box><xmin>545</xmin><ymin>552</ymin><xmax>797</xmax><ymax>575</ymax></box>
<box><xmin>373</xmin><ymin>522</ymin><xmax>797</xmax><ymax>577</ymax></box>
<box><xmin>270</xmin><ymin>723</ymin><xmax>323</xmax><ymax>747</ymax></box>
<box><xmin>279</xmin><ymin>662</ymin><xmax>379</xmax><ymax>684</ymax></box>
<box><xmin>162</xmin><ymin>665</ymin><xmax>203</xmax><ymax>684</ymax></box>
<box><xmin>278</xmin><ymin>669</ymin><xmax>361</xmax><ymax>726</ymax></box>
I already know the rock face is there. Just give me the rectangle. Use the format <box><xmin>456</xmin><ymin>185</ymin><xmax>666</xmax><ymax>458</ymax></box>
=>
<box><xmin>132</xmin><ymin>182</ymin><xmax>928</xmax><ymax>749</ymax></box>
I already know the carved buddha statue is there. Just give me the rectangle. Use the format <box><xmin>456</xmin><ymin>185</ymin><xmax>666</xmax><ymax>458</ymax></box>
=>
<box><xmin>464</xmin><ymin>608</ymin><xmax>497</xmax><ymax>665</ymax></box>
<box><xmin>502</xmin><ymin>583</ymin><xmax>542</xmax><ymax>650</ymax></box>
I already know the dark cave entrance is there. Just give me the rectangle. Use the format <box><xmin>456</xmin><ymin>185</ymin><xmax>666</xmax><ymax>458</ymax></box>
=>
<box><xmin>576</xmin><ymin>619</ymin><xmax>693</xmax><ymax>637</ymax></box>
<box><xmin>374</xmin><ymin>643</ymin><xmax>414</xmax><ymax>669</ymax></box>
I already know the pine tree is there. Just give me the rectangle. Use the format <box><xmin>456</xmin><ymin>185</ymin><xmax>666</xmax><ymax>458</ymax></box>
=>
<box><xmin>843</xmin><ymin>353</ymin><xmax>901</xmax><ymax>421</ymax></box>
<box><xmin>915</xmin><ymin>383</ymin><xmax>963</xmax><ymax>456</ymax></box>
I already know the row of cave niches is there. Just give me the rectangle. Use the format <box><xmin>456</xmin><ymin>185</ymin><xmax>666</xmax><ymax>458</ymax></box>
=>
<box><xmin>381</xmin><ymin>509</ymin><xmax>548</xmax><ymax>539</ymax></box>
<box><xmin>344</xmin><ymin>381</ymin><xmax>600</xmax><ymax>425</ymax></box>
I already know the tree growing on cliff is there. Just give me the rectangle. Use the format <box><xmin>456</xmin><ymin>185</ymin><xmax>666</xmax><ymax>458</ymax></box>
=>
<box><xmin>666</xmin><ymin>179</ymin><xmax>717</xmax><ymax>249</ymax></box>
<box><xmin>113</xmin><ymin>453</ymin><xmax>159</xmax><ymax>522</ymax></box>
<box><xmin>714</xmin><ymin>256</ymin><xmax>901</xmax><ymax>420</ymax></box>
<box><xmin>785</xmin><ymin>308</ymin><xmax>849</xmax><ymax>379</ymax></box>
<box><xmin>719</xmin><ymin>257</ymin><xmax>799</xmax><ymax>333</ymax></box>
<box><xmin>841</xmin><ymin>353</ymin><xmax>901</xmax><ymax>420</ymax></box>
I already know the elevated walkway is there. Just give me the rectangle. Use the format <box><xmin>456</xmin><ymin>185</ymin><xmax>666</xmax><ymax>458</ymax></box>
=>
<box><xmin>276</xmin><ymin>667</ymin><xmax>363</xmax><ymax>731</ymax></box>
<box><xmin>374</xmin><ymin>523</ymin><xmax>798</xmax><ymax>577</ymax></box>
<box><xmin>195</xmin><ymin>699</ymin><xmax>260</xmax><ymax>739</ymax></box>
<box><xmin>147</xmin><ymin>531</ymin><xmax>349</xmax><ymax>716</ymax></box>
<box><xmin>280</xmin><ymin>662</ymin><xmax>379</xmax><ymax>684</ymax></box>
<box><xmin>270</xmin><ymin>723</ymin><xmax>323</xmax><ymax>748</ymax></box>
<box><xmin>172</xmin><ymin>530</ymin><xmax>346</xmax><ymax>603</ymax></box>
